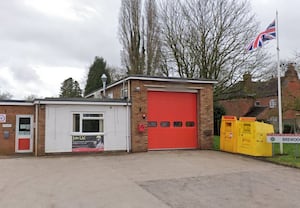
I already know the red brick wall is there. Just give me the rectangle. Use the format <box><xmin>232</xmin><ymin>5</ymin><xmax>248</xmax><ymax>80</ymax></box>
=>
<box><xmin>282</xmin><ymin>81</ymin><xmax>300</xmax><ymax>119</ymax></box>
<box><xmin>108</xmin><ymin>79</ymin><xmax>215</xmax><ymax>152</ymax></box>
<box><xmin>0</xmin><ymin>105</ymin><xmax>35</xmax><ymax>155</ymax></box>
<box><xmin>130</xmin><ymin>80</ymin><xmax>148</xmax><ymax>152</ymax></box>
<box><xmin>106</xmin><ymin>82</ymin><xmax>129</xmax><ymax>99</ymax></box>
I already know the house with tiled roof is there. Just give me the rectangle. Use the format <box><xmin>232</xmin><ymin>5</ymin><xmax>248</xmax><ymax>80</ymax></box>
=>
<box><xmin>217</xmin><ymin>63</ymin><xmax>300</xmax><ymax>132</ymax></box>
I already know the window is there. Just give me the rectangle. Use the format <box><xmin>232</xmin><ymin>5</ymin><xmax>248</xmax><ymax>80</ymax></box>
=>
<box><xmin>269</xmin><ymin>99</ymin><xmax>277</xmax><ymax>108</ymax></box>
<box><xmin>83</xmin><ymin>120</ymin><xmax>102</xmax><ymax>132</ymax></box>
<box><xmin>160</xmin><ymin>121</ymin><xmax>170</xmax><ymax>127</ymax></box>
<box><xmin>173</xmin><ymin>121</ymin><xmax>183</xmax><ymax>127</ymax></box>
<box><xmin>83</xmin><ymin>114</ymin><xmax>102</xmax><ymax>117</ymax></box>
<box><xmin>107</xmin><ymin>93</ymin><xmax>113</xmax><ymax>99</ymax></box>
<box><xmin>148</xmin><ymin>121</ymin><xmax>157</xmax><ymax>127</ymax></box>
<box><xmin>19</xmin><ymin>117</ymin><xmax>31</xmax><ymax>135</ymax></box>
<box><xmin>269</xmin><ymin>116</ymin><xmax>278</xmax><ymax>122</ymax></box>
<box><xmin>19</xmin><ymin>118</ymin><xmax>30</xmax><ymax>131</ymax></box>
<box><xmin>72</xmin><ymin>113</ymin><xmax>104</xmax><ymax>134</ymax></box>
<box><xmin>255</xmin><ymin>101</ymin><xmax>260</xmax><ymax>106</ymax></box>
<box><xmin>73</xmin><ymin>114</ymin><xmax>80</xmax><ymax>132</ymax></box>
<box><xmin>186</xmin><ymin>121</ymin><xmax>195</xmax><ymax>127</ymax></box>
<box><xmin>120</xmin><ymin>88</ymin><xmax>128</xmax><ymax>99</ymax></box>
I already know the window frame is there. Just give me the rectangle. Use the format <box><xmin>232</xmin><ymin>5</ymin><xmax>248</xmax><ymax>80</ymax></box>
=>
<box><xmin>71</xmin><ymin>112</ymin><xmax>104</xmax><ymax>136</ymax></box>
<box><xmin>269</xmin><ymin>99</ymin><xmax>277</xmax><ymax>108</ymax></box>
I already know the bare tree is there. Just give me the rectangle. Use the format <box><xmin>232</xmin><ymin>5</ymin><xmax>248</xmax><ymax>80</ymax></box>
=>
<box><xmin>158</xmin><ymin>1</ymin><xmax>187</xmax><ymax>77</ymax></box>
<box><xmin>107</xmin><ymin>66</ymin><xmax>125</xmax><ymax>82</ymax></box>
<box><xmin>119</xmin><ymin>0</ymin><xmax>144</xmax><ymax>74</ymax></box>
<box><xmin>145</xmin><ymin>0</ymin><xmax>161</xmax><ymax>75</ymax></box>
<box><xmin>24</xmin><ymin>94</ymin><xmax>38</xmax><ymax>101</ymax></box>
<box><xmin>118</xmin><ymin>0</ymin><xmax>161</xmax><ymax>75</ymax></box>
<box><xmin>0</xmin><ymin>91</ymin><xmax>13</xmax><ymax>99</ymax></box>
<box><xmin>159</xmin><ymin>0</ymin><xmax>270</xmax><ymax>96</ymax></box>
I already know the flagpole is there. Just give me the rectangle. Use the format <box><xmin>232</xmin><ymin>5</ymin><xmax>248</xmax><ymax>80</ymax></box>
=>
<box><xmin>276</xmin><ymin>10</ymin><xmax>283</xmax><ymax>154</ymax></box>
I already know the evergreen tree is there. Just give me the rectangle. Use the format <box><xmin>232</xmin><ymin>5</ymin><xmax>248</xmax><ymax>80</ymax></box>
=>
<box><xmin>59</xmin><ymin>77</ymin><xmax>82</xmax><ymax>98</ymax></box>
<box><xmin>84</xmin><ymin>56</ymin><xmax>111</xmax><ymax>96</ymax></box>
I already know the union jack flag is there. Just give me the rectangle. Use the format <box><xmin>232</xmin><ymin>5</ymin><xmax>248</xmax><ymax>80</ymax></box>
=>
<box><xmin>247</xmin><ymin>20</ymin><xmax>276</xmax><ymax>51</ymax></box>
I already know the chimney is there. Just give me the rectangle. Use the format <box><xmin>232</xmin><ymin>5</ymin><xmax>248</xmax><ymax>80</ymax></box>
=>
<box><xmin>243</xmin><ymin>73</ymin><xmax>252</xmax><ymax>92</ymax></box>
<box><xmin>243</xmin><ymin>73</ymin><xmax>252</xmax><ymax>83</ymax></box>
<box><xmin>284</xmin><ymin>63</ymin><xmax>298</xmax><ymax>81</ymax></box>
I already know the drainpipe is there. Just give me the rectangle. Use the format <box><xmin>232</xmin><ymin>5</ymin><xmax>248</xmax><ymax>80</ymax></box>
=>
<box><xmin>126</xmin><ymin>80</ymin><xmax>131</xmax><ymax>152</ymax></box>
<box><xmin>123</xmin><ymin>80</ymin><xmax>128</xmax><ymax>152</ymax></box>
<box><xmin>126</xmin><ymin>101</ymin><xmax>129</xmax><ymax>153</ymax></box>
<box><xmin>35</xmin><ymin>101</ymin><xmax>39</xmax><ymax>157</ymax></box>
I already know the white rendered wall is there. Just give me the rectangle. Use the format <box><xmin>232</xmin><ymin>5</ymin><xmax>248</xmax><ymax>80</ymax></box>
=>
<box><xmin>45</xmin><ymin>104</ymin><xmax>128</xmax><ymax>153</ymax></box>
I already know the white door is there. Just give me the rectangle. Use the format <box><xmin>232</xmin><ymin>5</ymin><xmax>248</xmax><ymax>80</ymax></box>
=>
<box><xmin>15</xmin><ymin>115</ymin><xmax>33</xmax><ymax>153</ymax></box>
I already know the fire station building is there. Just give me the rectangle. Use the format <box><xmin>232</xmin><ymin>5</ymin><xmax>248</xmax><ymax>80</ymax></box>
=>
<box><xmin>0</xmin><ymin>76</ymin><xmax>216</xmax><ymax>156</ymax></box>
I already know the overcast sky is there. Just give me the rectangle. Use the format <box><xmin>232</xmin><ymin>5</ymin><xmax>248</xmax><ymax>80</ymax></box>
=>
<box><xmin>0</xmin><ymin>0</ymin><xmax>299</xmax><ymax>99</ymax></box>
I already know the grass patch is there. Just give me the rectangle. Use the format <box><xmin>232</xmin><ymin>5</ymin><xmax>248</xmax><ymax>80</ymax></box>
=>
<box><xmin>266</xmin><ymin>143</ymin><xmax>300</xmax><ymax>168</ymax></box>
<box><xmin>213</xmin><ymin>136</ymin><xmax>300</xmax><ymax>168</ymax></box>
<box><xmin>213</xmin><ymin>136</ymin><xmax>220</xmax><ymax>150</ymax></box>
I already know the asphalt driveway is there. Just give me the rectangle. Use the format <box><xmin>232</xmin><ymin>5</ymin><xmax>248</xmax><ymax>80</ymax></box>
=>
<box><xmin>0</xmin><ymin>150</ymin><xmax>299</xmax><ymax>208</ymax></box>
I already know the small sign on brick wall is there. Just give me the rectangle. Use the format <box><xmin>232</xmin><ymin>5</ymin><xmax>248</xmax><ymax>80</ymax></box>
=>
<box><xmin>0</xmin><ymin>114</ymin><xmax>6</xmax><ymax>123</ymax></box>
<box><xmin>2</xmin><ymin>124</ymin><xmax>12</xmax><ymax>128</ymax></box>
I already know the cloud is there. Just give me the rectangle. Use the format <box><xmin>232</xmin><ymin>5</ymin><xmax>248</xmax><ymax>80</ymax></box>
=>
<box><xmin>0</xmin><ymin>0</ymin><xmax>122</xmax><ymax>66</ymax></box>
<box><xmin>10</xmin><ymin>64</ymin><xmax>41</xmax><ymax>83</ymax></box>
<box><xmin>0</xmin><ymin>0</ymin><xmax>122</xmax><ymax>99</ymax></box>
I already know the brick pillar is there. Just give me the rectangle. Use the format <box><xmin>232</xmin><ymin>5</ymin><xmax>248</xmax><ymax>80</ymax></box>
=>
<box><xmin>37</xmin><ymin>105</ymin><xmax>46</xmax><ymax>156</ymax></box>
<box><xmin>130</xmin><ymin>80</ymin><xmax>148</xmax><ymax>152</ymax></box>
<box><xmin>199</xmin><ymin>86</ymin><xmax>214</xmax><ymax>149</ymax></box>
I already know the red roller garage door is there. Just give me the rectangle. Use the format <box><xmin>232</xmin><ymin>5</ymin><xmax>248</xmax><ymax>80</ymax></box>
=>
<box><xmin>147</xmin><ymin>91</ymin><xmax>197</xmax><ymax>150</ymax></box>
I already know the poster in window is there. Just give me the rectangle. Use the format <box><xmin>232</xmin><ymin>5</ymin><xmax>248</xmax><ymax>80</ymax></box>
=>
<box><xmin>72</xmin><ymin>135</ymin><xmax>104</xmax><ymax>152</ymax></box>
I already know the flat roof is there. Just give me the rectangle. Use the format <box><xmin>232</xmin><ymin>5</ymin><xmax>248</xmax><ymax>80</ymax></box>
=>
<box><xmin>0</xmin><ymin>98</ymin><xmax>131</xmax><ymax>106</ymax></box>
<box><xmin>86</xmin><ymin>75</ymin><xmax>218</xmax><ymax>97</ymax></box>
<box><xmin>0</xmin><ymin>100</ymin><xmax>34</xmax><ymax>106</ymax></box>
<box><xmin>35</xmin><ymin>98</ymin><xmax>130</xmax><ymax>105</ymax></box>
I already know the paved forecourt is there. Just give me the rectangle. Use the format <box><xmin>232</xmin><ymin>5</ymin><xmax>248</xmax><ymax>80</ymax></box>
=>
<box><xmin>0</xmin><ymin>150</ymin><xmax>299</xmax><ymax>208</ymax></box>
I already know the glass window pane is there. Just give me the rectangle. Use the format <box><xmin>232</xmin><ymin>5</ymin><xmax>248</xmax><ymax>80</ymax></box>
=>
<box><xmin>83</xmin><ymin>114</ymin><xmax>103</xmax><ymax>118</ymax></box>
<box><xmin>99</xmin><ymin>119</ymin><xmax>104</xmax><ymax>132</ymax></box>
<box><xmin>186</xmin><ymin>121</ymin><xmax>195</xmax><ymax>127</ymax></box>
<box><xmin>19</xmin><ymin>117</ymin><xmax>31</xmax><ymax>135</ymax></box>
<box><xmin>173</xmin><ymin>121</ymin><xmax>183</xmax><ymax>127</ymax></box>
<box><xmin>160</xmin><ymin>121</ymin><xmax>170</xmax><ymax>127</ymax></box>
<box><xmin>19</xmin><ymin>118</ymin><xmax>30</xmax><ymax>130</ymax></box>
<box><xmin>73</xmin><ymin>114</ymin><xmax>80</xmax><ymax>132</ymax></box>
<box><xmin>20</xmin><ymin>117</ymin><xmax>30</xmax><ymax>125</ymax></box>
<box><xmin>148</xmin><ymin>121</ymin><xmax>157</xmax><ymax>127</ymax></box>
<box><xmin>83</xmin><ymin>120</ymin><xmax>100</xmax><ymax>132</ymax></box>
